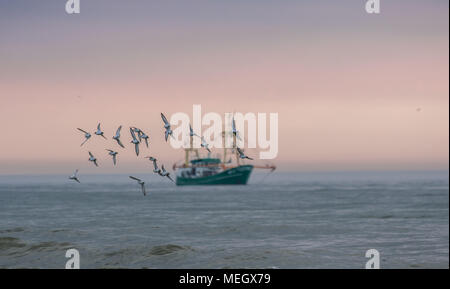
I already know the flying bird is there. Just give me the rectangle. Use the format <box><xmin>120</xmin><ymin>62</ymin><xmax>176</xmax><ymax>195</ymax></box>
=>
<box><xmin>88</xmin><ymin>151</ymin><xmax>99</xmax><ymax>167</ymax></box>
<box><xmin>95</xmin><ymin>123</ymin><xmax>107</xmax><ymax>139</ymax></box>
<box><xmin>139</xmin><ymin>130</ymin><xmax>150</xmax><ymax>148</ymax></box>
<box><xmin>106</xmin><ymin>149</ymin><xmax>118</xmax><ymax>165</ymax></box>
<box><xmin>77</xmin><ymin>128</ymin><xmax>91</xmax><ymax>146</ymax></box>
<box><xmin>236</xmin><ymin>147</ymin><xmax>253</xmax><ymax>160</ymax></box>
<box><xmin>200</xmin><ymin>136</ymin><xmax>211</xmax><ymax>153</ymax></box>
<box><xmin>231</xmin><ymin>116</ymin><xmax>242</xmax><ymax>140</ymax></box>
<box><xmin>130</xmin><ymin>127</ymin><xmax>140</xmax><ymax>156</ymax></box>
<box><xmin>133</xmin><ymin>127</ymin><xmax>143</xmax><ymax>141</ymax></box>
<box><xmin>112</xmin><ymin>125</ymin><xmax>125</xmax><ymax>148</ymax></box>
<box><xmin>129</xmin><ymin>176</ymin><xmax>146</xmax><ymax>196</ymax></box>
<box><xmin>161</xmin><ymin>113</ymin><xmax>173</xmax><ymax>141</ymax></box>
<box><xmin>160</xmin><ymin>164</ymin><xmax>174</xmax><ymax>183</ymax></box>
<box><xmin>189</xmin><ymin>124</ymin><xmax>199</xmax><ymax>138</ymax></box>
<box><xmin>146</xmin><ymin>156</ymin><xmax>161</xmax><ymax>174</ymax></box>
<box><xmin>69</xmin><ymin>169</ymin><xmax>80</xmax><ymax>183</ymax></box>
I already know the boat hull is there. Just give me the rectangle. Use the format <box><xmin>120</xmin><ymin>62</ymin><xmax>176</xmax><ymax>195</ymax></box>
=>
<box><xmin>176</xmin><ymin>165</ymin><xmax>253</xmax><ymax>186</ymax></box>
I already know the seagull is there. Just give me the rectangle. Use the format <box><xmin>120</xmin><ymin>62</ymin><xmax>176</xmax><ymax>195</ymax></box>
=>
<box><xmin>69</xmin><ymin>169</ymin><xmax>80</xmax><ymax>183</ymax></box>
<box><xmin>200</xmin><ymin>136</ymin><xmax>211</xmax><ymax>153</ymax></box>
<box><xmin>88</xmin><ymin>151</ymin><xmax>99</xmax><ymax>166</ymax></box>
<box><xmin>112</xmin><ymin>125</ymin><xmax>125</xmax><ymax>148</ymax></box>
<box><xmin>236</xmin><ymin>147</ymin><xmax>253</xmax><ymax>160</ymax></box>
<box><xmin>129</xmin><ymin>176</ymin><xmax>146</xmax><ymax>196</ymax></box>
<box><xmin>160</xmin><ymin>164</ymin><xmax>174</xmax><ymax>182</ymax></box>
<box><xmin>77</xmin><ymin>128</ymin><xmax>91</xmax><ymax>146</ymax></box>
<box><xmin>161</xmin><ymin>113</ymin><xmax>173</xmax><ymax>141</ymax></box>
<box><xmin>130</xmin><ymin>127</ymin><xmax>140</xmax><ymax>156</ymax></box>
<box><xmin>139</xmin><ymin>130</ymin><xmax>149</xmax><ymax>148</ymax></box>
<box><xmin>95</xmin><ymin>123</ymin><xmax>107</xmax><ymax>139</ymax></box>
<box><xmin>231</xmin><ymin>116</ymin><xmax>242</xmax><ymax>140</ymax></box>
<box><xmin>106</xmin><ymin>149</ymin><xmax>118</xmax><ymax>165</ymax></box>
<box><xmin>133</xmin><ymin>127</ymin><xmax>143</xmax><ymax>142</ymax></box>
<box><xmin>146</xmin><ymin>156</ymin><xmax>161</xmax><ymax>174</ymax></box>
<box><xmin>189</xmin><ymin>124</ymin><xmax>199</xmax><ymax>138</ymax></box>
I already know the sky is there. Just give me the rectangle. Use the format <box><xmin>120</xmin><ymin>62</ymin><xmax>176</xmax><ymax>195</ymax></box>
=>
<box><xmin>0</xmin><ymin>0</ymin><xmax>448</xmax><ymax>174</ymax></box>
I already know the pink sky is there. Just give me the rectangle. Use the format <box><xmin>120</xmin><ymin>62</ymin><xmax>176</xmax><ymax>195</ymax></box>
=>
<box><xmin>0</xmin><ymin>1</ymin><xmax>448</xmax><ymax>174</ymax></box>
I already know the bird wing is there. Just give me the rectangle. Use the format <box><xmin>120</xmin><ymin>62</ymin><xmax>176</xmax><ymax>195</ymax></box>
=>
<box><xmin>144</xmin><ymin>138</ymin><xmax>149</xmax><ymax>147</ymax></box>
<box><xmin>165</xmin><ymin>130</ymin><xmax>169</xmax><ymax>141</ymax></box>
<box><xmin>77</xmin><ymin>128</ymin><xmax>88</xmax><ymax>134</ymax></box>
<box><xmin>89</xmin><ymin>151</ymin><xmax>94</xmax><ymax>158</ymax></box>
<box><xmin>94</xmin><ymin>160</ymin><xmax>98</xmax><ymax>167</ymax></box>
<box><xmin>97</xmin><ymin>123</ymin><xmax>101</xmax><ymax>130</ymax></box>
<box><xmin>141</xmin><ymin>183</ymin><xmax>146</xmax><ymax>196</ymax></box>
<box><xmin>117</xmin><ymin>138</ymin><xmax>125</xmax><ymax>148</ymax></box>
<box><xmin>75</xmin><ymin>178</ymin><xmax>81</xmax><ymax>183</ymax></box>
<box><xmin>116</xmin><ymin>125</ymin><xmax>122</xmax><ymax>136</ymax></box>
<box><xmin>236</xmin><ymin>147</ymin><xmax>243</xmax><ymax>155</ymax></box>
<box><xmin>130</xmin><ymin>127</ymin><xmax>137</xmax><ymax>141</ymax></box>
<box><xmin>161</xmin><ymin>113</ymin><xmax>169</xmax><ymax>125</ymax></box>
<box><xmin>129</xmin><ymin>176</ymin><xmax>141</xmax><ymax>182</ymax></box>
<box><xmin>80</xmin><ymin>138</ymin><xmax>89</xmax><ymax>146</ymax></box>
<box><xmin>135</xmin><ymin>143</ymin><xmax>139</xmax><ymax>156</ymax></box>
<box><xmin>113</xmin><ymin>154</ymin><xmax>117</xmax><ymax>165</ymax></box>
<box><xmin>74</xmin><ymin>169</ymin><xmax>78</xmax><ymax>176</ymax></box>
<box><xmin>167</xmin><ymin>175</ymin><xmax>174</xmax><ymax>183</ymax></box>
<box><xmin>232</xmin><ymin>118</ymin><xmax>236</xmax><ymax>130</ymax></box>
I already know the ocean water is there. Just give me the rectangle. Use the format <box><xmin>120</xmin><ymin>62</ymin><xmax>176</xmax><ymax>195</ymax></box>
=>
<box><xmin>0</xmin><ymin>171</ymin><xmax>448</xmax><ymax>269</ymax></box>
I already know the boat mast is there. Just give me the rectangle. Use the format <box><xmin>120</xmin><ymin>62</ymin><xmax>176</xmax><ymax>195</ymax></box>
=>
<box><xmin>222</xmin><ymin>131</ymin><xmax>227</xmax><ymax>164</ymax></box>
<box><xmin>233</xmin><ymin>132</ymin><xmax>240</xmax><ymax>166</ymax></box>
<box><xmin>185</xmin><ymin>134</ymin><xmax>199</xmax><ymax>166</ymax></box>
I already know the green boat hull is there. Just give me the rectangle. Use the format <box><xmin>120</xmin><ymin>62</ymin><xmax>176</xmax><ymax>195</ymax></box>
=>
<box><xmin>176</xmin><ymin>165</ymin><xmax>253</xmax><ymax>185</ymax></box>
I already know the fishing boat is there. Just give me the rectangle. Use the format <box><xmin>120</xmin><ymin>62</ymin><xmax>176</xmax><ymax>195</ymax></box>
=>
<box><xmin>173</xmin><ymin>132</ymin><xmax>275</xmax><ymax>185</ymax></box>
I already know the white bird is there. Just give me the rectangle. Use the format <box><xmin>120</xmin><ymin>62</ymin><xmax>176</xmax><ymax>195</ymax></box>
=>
<box><xmin>129</xmin><ymin>176</ymin><xmax>146</xmax><ymax>196</ymax></box>
<box><xmin>130</xmin><ymin>127</ymin><xmax>140</xmax><ymax>156</ymax></box>
<box><xmin>231</xmin><ymin>116</ymin><xmax>242</xmax><ymax>140</ymax></box>
<box><xmin>139</xmin><ymin>130</ymin><xmax>149</xmax><ymax>148</ymax></box>
<box><xmin>161</xmin><ymin>113</ymin><xmax>173</xmax><ymax>141</ymax></box>
<box><xmin>95</xmin><ymin>123</ymin><xmax>107</xmax><ymax>139</ymax></box>
<box><xmin>146</xmin><ymin>156</ymin><xmax>161</xmax><ymax>174</ymax></box>
<box><xmin>112</xmin><ymin>125</ymin><xmax>125</xmax><ymax>148</ymax></box>
<box><xmin>77</xmin><ymin>128</ymin><xmax>91</xmax><ymax>146</ymax></box>
<box><xmin>236</xmin><ymin>147</ymin><xmax>253</xmax><ymax>160</ymax></box>
<box><xmin>200</xmin><ymin>136</ymin><xmax>211</xmax><ymax>153</ymax></box>
<box><xmin>88</xmin><ymin>151</ymin><xmax>99</xmax><ymax>166</ymax></box>
<box><xmin>189</xmin><ymin>124</ymin><xmax>199</xmax><ymax>138</ymax></box>
<box><xmin>106</xmin><ymin>149</ymin><xmax>118</xmax><ymax>165</ymax></box>
<box><xmin>69</xmin><ymin>169</ymin><xmax>80</xmax><ymax>183</ymax></box>
<box><xmin>160</xmin><ymin>164</ymin><xmax>174</xmax><ymax>183</ymax></box>
<box><xmin>133</xmin><ymin>127</ymin><xmax>143</xmax><ymax>142</ymax></box>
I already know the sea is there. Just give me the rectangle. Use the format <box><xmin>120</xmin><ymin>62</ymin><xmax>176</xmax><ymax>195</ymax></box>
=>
<box><xmin>0</xmin><ymin>170</ymin><xmax>448</xmax><ymax>269</ymax></box>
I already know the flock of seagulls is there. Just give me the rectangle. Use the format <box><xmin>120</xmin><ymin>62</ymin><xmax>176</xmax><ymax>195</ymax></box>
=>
<box><xmin>69</xmin><ymin>113</ymin><xmax>253</xmax><ymax>195</ymax></box>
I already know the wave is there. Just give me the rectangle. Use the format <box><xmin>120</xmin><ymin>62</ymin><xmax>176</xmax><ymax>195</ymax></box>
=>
<box><xmin>0</xmin><ymin>227</ymin><xmax>25</xmax><ymax>234</ymax></box>
<box><xmin>146</xmin><ymin>244</ymin><xmax>193</xmax><ymax>256</ymax></box>
<box><xmin>0</xmin><ymin>237</ymin><xmax>73</xmax><ymax>257</ymax></box>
